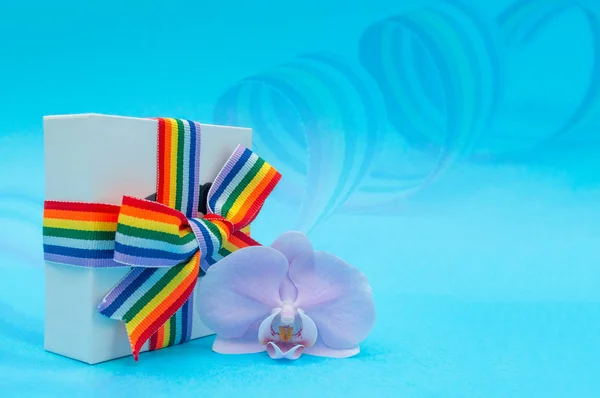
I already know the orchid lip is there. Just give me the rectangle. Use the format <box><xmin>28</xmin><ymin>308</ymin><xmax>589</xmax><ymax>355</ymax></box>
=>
<box><xmin>266</xmin><ymin>342</ymin><xmax>305</xmax><ymax>360</ymax></box>
<box><xmin>257</xmin><ymin>305</ymin><xmax>318</xmax><ymax>361</ymax></box>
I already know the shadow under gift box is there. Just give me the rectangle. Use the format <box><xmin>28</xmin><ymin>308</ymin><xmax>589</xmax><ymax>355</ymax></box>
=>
<box><xmin>43</xmin><ymin>114</ymin><xmax>252</xmax><ymax>364</ymax></box>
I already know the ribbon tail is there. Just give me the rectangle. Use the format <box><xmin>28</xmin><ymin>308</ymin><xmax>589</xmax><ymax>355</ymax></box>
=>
<box><xmin>98</xmin><ymin>252</ymin><xmax>200</xmax><ymax>360</ymax></box>
<box><xmin>148</xmin><ymin>296</ymin><xmax>195</xmax><ymax>353</ymax></box>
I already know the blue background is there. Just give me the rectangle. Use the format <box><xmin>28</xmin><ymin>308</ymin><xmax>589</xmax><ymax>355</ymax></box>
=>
<box><xmin>1</xmin><ymin>0</ymin><xmax>599</xmax><ymax>396</ymax></box>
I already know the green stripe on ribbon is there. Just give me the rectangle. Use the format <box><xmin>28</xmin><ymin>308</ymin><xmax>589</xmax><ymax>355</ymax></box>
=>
<box><xmin>116</xmin><ymin>224</ymin><xmax>196</xmax><ymax>245</ymax></box>
<box><xmin>122</xmin><ymin>264</ymin><xmax>185</xmax><ymax>322</ymax></box>
<box><xmin>168</xmin><ymin>316</ymin><xmax>177</xmax><ymax>346</ymax></box>
<box><xmin>43</xmin><ymin>227</ymin><xmax>116</xmax><ymax>241</ymax></box>
<box><xmin>221</xmin><ymin>157</ymin><xmax>265</xmax><ymax>218</ymax></box>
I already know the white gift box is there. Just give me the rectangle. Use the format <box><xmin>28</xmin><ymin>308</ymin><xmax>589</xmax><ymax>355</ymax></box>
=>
<box><xmin>43</xmin><ymin>114</ymin><xmax>252</xmax><ymax>364</ymax></box>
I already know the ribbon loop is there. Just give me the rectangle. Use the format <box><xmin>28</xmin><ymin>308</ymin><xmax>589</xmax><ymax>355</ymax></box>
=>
<box><xmin>206</xmin><ymin>146</ymin><xmax>281</xmax><ymax>231</ymax></box>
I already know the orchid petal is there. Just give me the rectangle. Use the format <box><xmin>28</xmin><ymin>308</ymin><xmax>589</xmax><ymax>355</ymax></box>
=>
<box><xmin>279</xmin><ymin>276</ymin><xmax>298</xmax><ymax>303</ymax></box>
<box><xmin>296</xmin><ymin>309</ymin><xmax>318</xmax><ymax>347</ymax></box>
<box><xmin>266</xmin><ymin>342</ymin><xmax>305</xmax><ymax>360</ymax></box>
<box><xmin>258</xmin><ymin>308</ymin><xmax>281</xmax><ymax>345</ymax></box>
<box><xmin>212</xmin><ymin>320</ymin><xmax>266</xmax><ymax>355</ymax></box>
<box><xmin>303</xmin><ymin>337</ymin><xmax>360</xmax><ymax>358</ymax></box>
<box><xmin>196</xmin><ymin>246</ymin><xmax>288</xmax><ymax>339</ymax></box>
<box><xmin>289</xmin><ymin>251</ymin><xmax>375</xmax><ymax>350</ymax></box>
<box><xmin>212</xmin><ymin>336</ymin><xmax>266</xmax><ymax>355</ymax></box>
<box><xmin>271</xmin><ymin>231</ymin><xmax>314</xmax><ymax>263</ymax></box>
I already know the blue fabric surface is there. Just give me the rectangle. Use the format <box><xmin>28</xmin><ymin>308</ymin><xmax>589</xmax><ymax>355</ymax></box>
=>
<box><xmin>1</xmin><ymin>149</ymin><xmax>598</xmax><ymax>396</ymax></box>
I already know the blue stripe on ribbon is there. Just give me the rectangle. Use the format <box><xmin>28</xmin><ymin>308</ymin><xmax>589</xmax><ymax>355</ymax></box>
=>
<box><xmin>43</xmin><ymin>244</ymin><xmax>114</xmax><ymax>259</ymax></box>
<box><xmin>174</xmin><ymin>306</ymin><xmax>182</xmax><ymax>344</ymax></box>
<box><xmin>185</xmin><ymin>298</ymin><xmax>193</xmax><ymax>342</ymax></box>
<box><xmin>99</xmin><ymin>268</ymin><xmax>157</xmax><ymax>317</ymax></box>
<box><xmin>180</xmin><ymin>299</ymin><xmax>189</xmax><ymax>344</ymax></box>
<box><xmin>204</xmin><ymin>256</ymin><xmax>217</xmax><ymax>266</ymax></box>
<box><xmin>208</xmin><ymin>148</ymin><xmax>252</xmax><ymax>212</ymax></box>
<box><xmin>114</xmin><ymin>242</ymin><xmax>198</xmax><ymax>262</ymax></box>
<box><xmin>189</xmin><ymin>218</ymin><xmax>214</xmax><ymax>260</ymax></box>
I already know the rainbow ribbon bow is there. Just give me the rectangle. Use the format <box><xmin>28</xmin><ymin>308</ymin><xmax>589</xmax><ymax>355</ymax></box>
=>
<box><xmin>42</xmin><ymin>118</ymin><xmax>281</xmax><ymax>360</ymax></box>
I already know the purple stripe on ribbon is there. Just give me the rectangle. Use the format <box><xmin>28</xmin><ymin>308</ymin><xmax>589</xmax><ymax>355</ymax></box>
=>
<box><xmin>98</xmin><ymin>267</ymin><xmax>158</xmax><ymax>317</ymax></box>
<box><xmin>188</xmin><ymin>218</ymin><xmax>209</xmax><ymax>260</ymax></box>
<box><xmin>207</xmin><ymin>145</ymin><xmax>246</xmax><ymax>214</ymax></box>
<box><xmin>98</xmin><ymin>267</ymin><xmax>148</xmax><ymax>310</ymax></box>
<box><xmin>186</xmin><ymin>121</ymin><xmax>201</xmax><ymax>219</ymax></box>
<box><xmin>113</xmin><ymin>252</ymin><xmax>190</xmax><ymax>267</ymax></box>
<box><xmin>44</xmin><ymin>253</ymin><xmax>122</xmax><ymax>268</ymax></box>
<box><xmin>185</xmin><ymin>120</ymin><xmax>196</xmax><ymax>219</ymax></box>
<box><xmin>194</xmin><ymin>123</ymin><xmax>201</xmax><ymax>214</ymax></box>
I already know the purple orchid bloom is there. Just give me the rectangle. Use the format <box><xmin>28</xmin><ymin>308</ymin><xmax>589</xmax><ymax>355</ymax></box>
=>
<box><xmin>196</xmin><ymin>231</ymin><xmax>376</xmax><ymax>360</ymax></box>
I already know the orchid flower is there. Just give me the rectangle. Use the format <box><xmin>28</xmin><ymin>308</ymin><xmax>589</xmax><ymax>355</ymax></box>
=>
<box><xmin>196</xmin><ymin>231</ymin><xmax>376</xmax><ymax>360</ymax></box>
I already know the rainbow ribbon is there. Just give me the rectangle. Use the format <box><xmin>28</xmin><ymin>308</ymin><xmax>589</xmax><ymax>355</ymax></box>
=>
<box><xmin>42</xmin><ymin>118</ymin><xmax>281</xmax><ymax>360</ymax></box>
